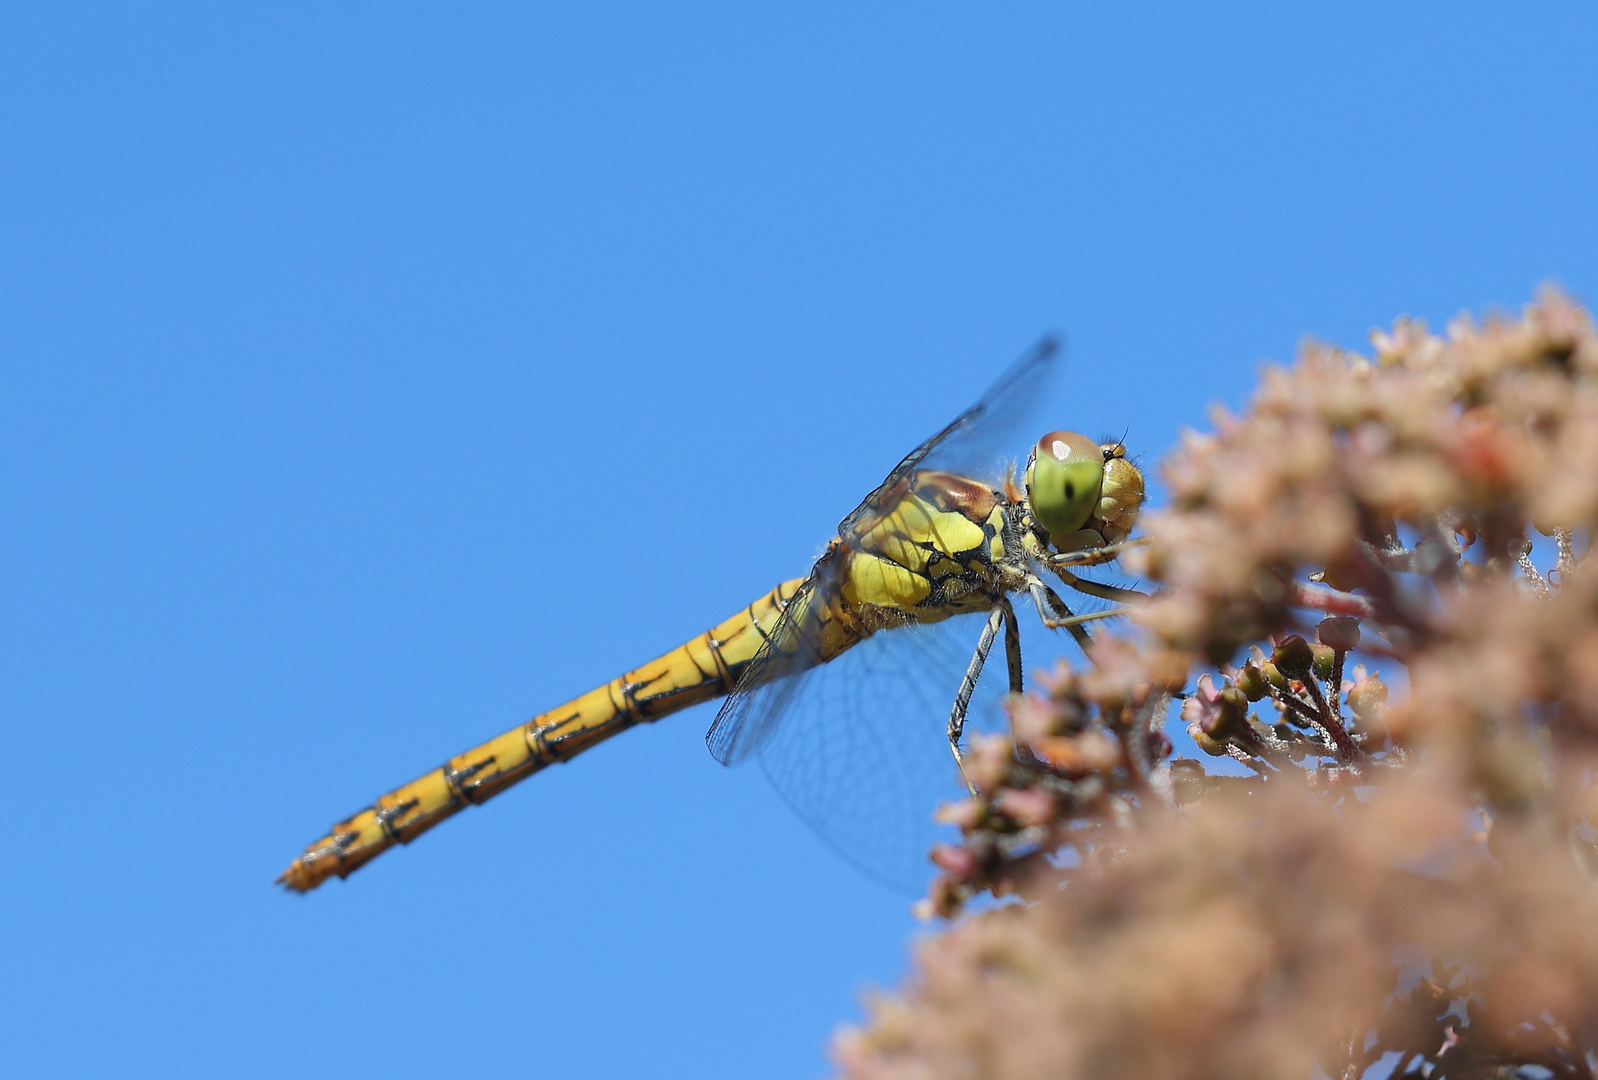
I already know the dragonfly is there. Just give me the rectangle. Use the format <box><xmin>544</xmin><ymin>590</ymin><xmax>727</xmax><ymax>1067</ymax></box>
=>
<box><xmin>278</xmin><ymin>340</ymin><xmax>1146</xmax><ymax>892</ymax></box>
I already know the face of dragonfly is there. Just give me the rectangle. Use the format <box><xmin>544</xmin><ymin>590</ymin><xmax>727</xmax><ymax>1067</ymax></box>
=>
<box><xmin>1023</xmin><ymin>430</ymin><xmax>1145</xmax><ymax>552</ymax></box>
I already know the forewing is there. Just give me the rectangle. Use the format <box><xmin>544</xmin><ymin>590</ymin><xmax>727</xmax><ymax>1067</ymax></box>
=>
<box><xmin>708</xmin><ymin>339</ymin><xmax>1077</xmax><ymax>887</ymax></box>
<box><xmin>716</xmin><ymin>337</ymin><xmax>1065</xmax><ymax>766</ymax></box>
<box><xmin>841</xmin><ymin>337</ymin><xmax>1061</xmax><ymax>540</ymax></box>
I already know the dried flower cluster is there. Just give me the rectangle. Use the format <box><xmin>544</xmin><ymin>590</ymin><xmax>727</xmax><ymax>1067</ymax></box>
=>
<box><xmin>836</xmin><ymin>289</ymin><xmax>1598</xmax><ymax>1080</ymax></box>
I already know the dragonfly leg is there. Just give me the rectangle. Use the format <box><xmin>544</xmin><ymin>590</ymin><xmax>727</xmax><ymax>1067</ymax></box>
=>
<box><xmin>1045</xmin><ymin>536</ymin><xmax>1151</xmax><ymax>570</ymax></box>
<box><xmin>947</xmin><ymin>599</ymin><xmax>1020</xmax><ymax>792</ymax></box>
<box><xmin>949</xmin><ymin>607</ymin><xmax>1002</xmax><ymax>768</ymax></box>
<box><xmin>1031</xmin><ymin>581</ymin><xmax>1096</xmax><ymax>651</ymax></box>
<box><xmin>1052</xmin><ymin>565</ymin><xmax>1151</xmax><ymax>605</ymax></box>
<box><xmin>1001</xmin><ymin>594</ymin><xmax>1023</xmax><ymax>697</ymax></box>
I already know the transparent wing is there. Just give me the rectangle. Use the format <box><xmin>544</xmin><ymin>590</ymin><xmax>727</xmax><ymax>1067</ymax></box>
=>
<box><xmin>705</xmin><ymin>573</ymin><xmax>829</xmax><ymax>767</ymax></box>
<box><xmin>708</xmin><ymin>338</ymin><xmax>1064</xmax><ymax>766</ymax></box>
<box><xmin>753</xmin><ymin>610</ymin><xmax>1023</xmax><ymax>892</ymax></box>
<box><xmin>706</xmin><ymin>338</ymin><xmax>1078</xmax><ymax>888</ymax></box>
<box><xmin>840</xmin><ymin>336</ymin><xmax>1061</xmax><ymax>541</ymax></box>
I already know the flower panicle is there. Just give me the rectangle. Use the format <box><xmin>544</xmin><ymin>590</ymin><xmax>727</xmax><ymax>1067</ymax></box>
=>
<box><xmin>840</xmin><ymin>289</ymin><xmax>1598</xmax><ymax>1080</ymax></box>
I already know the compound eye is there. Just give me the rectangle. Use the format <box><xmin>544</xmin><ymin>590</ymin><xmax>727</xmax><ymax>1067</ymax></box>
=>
<box><xmin>1024</xmin><ymin>430</ymin><xmax>1105</xmax><ymax>539</ymax></box>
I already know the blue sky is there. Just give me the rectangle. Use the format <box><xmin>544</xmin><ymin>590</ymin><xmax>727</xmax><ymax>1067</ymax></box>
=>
<box><xmin>3</xmin><ymin>4</ymin><xmax>1595</xmax><ymax>1078</ymax></box>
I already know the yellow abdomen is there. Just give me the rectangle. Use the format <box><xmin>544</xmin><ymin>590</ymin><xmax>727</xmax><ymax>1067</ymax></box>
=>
<box><xmin>279</xmin><ymin>578</ymin><xmax>807</xmax><ymax>891</ymax></box>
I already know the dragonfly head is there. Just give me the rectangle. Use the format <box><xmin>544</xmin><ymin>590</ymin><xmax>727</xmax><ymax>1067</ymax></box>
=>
<box><xmin>1094</xmin><ymin>440</ymin><xmax>1144</xmax><ymax>546</ymax></box>
<box><xmin>1024</xmin><ymin>432</ymin><xmax>1145</xmax><ymax>552</ymax></box>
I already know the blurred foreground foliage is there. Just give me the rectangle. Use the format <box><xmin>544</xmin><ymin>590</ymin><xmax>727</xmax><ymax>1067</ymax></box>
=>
<box><xmin>837</xmin><ymin>290</ymin><xmax>1598</xmax><ymax>1080</ymax></box>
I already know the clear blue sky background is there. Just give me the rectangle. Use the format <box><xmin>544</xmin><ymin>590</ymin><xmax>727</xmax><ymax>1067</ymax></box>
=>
<box><xmin>3</xmin><ymin>4</ymin><xmax>1595</xmax><ymax>1078</ymax></box>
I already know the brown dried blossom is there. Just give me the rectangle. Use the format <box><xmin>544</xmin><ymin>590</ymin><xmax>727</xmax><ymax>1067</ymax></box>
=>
<box><xmin>836</xmin><ymin>289</ymin><xmax>1598</xmax><ymax>1080</ymax></box>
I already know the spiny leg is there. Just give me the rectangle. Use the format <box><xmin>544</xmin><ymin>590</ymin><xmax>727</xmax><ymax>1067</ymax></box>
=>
<box><xmin>1000</xmin><ymin>596</ymin><xmax>1022</xmax><ymax>698</ymax></box>
<box><xmin>1031</xmin><ymin>581</ymin><xmax>1095</xmax><ymax>651</ymax></box>
<box><xmin>947</xmin><ymin>599</ymin><xmax>1020</xmax><ymax>792</ymax></box>
<box><xmin>1045</xmin><ymin>536</ymin><xmax>1150</xmax><ymax>570</ymax></box>
<box><xmin>1051</xmin><ymin>565</ymin><xmax>1151</xmax><ymax>605</ymax></box>
<box><xmin>948</xmin><ymin>606</ymin><xmax>1002</xmax><ymax>773</ymax></box>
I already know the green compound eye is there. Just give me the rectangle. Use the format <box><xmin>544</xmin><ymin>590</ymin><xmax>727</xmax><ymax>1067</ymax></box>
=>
<box><xmin>1025</xmin><ymin>430</ymin><xmax>1106</xmax><ymax>540</ymax></box>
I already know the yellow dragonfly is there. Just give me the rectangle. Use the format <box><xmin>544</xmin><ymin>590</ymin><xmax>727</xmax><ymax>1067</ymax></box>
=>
<box><xmin>279</xmin><ymin>340</ymin><xmax>1146</xmax><ymax>892</ymax></box>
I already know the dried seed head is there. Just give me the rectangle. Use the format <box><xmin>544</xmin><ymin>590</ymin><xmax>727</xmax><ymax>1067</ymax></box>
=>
<box><xmin>1259</xmin><ymin>660</ymin><xmax>1289</xmax><ymax>690</ymax></box>
<box><xmin>1317</xmin><ymin>616</ymin><xmax>1362</xmax><ymax>652</ymax></box>
<box><xmin>1311</xmin><ymin>643</ymin><xmax>1336</xmax><ymax>681</ymax></box>
<box><xmin>1272</xmin><ymin>635</ymin><xmax>1315</xmax><ymax>680</ymax></box>
<box><xmin>1236</xmin><ymin>662</ymin><xmax>1270</xmax><ymax>701</ymax></box>
<box><xmin>1347</xmin><ymin>673</ymin><xmax>1389</xmax><ymax>723</ymax></box>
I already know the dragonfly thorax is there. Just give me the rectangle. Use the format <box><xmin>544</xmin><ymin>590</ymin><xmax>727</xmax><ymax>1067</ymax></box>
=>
<box><xmin>836</xmin><ymin>470</ymin><xmax>1019</xmax><ymax>625</ymax></box>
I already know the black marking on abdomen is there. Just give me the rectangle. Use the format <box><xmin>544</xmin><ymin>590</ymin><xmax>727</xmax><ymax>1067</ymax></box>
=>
<box><xmin>445</xmin><ymin>757</ymin><xmax>494</xmax><ymax>802</ymax></box>
<box><xmin>374</xmin><ymin>797</ymin><xmax>421</xmax><ymax>842</ymax></box>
